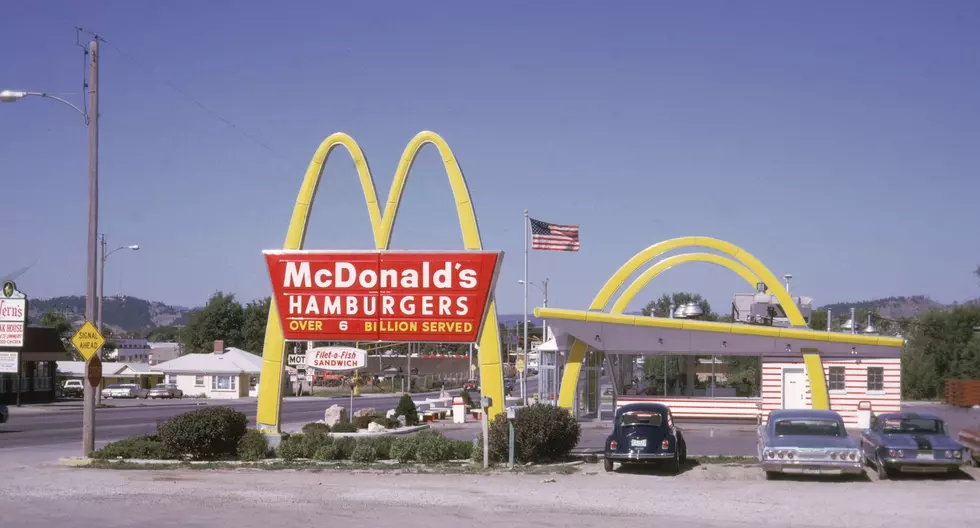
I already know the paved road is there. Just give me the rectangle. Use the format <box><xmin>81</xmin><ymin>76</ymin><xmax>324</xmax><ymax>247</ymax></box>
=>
<box><xmin>0</xmin><ymin>393</ymin><xmax>447</xmax><ymax>450</ymax></box>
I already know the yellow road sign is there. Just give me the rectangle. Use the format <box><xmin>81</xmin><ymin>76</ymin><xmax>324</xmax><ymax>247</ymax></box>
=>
<box><xmin>70</xmin><ymin>321</ymin><xmax>106</xmax><ymax>361</ymax></box>
<box><xmin>515</xmin><ymin>358</ymin><xmax>525</xmax><ymax>374</ymax></box>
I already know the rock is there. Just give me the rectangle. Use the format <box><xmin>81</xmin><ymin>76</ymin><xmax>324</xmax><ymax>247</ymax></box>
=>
<box><xmin>397</xmin><ymin>415</ymin><xmax>407</xmax><ymax>427</ymax></box>
<box><xmin>367</xmin><ymin>422</ymin><xmax>386</xmax><ymax>433</ymax></box>
<box><xmin>354</xmin><ymin>407</ymin><xmax>377</xmax><ymax>418</ymax></box>
<box><xmin>324</xmin><ymin>405</ymin><xmax>348</xmax><ymax>426</ymax></box>
<box><xmin>386</xmin><ymin>409</ymin><xmax>396</xmax><ymax>419</ymax></box>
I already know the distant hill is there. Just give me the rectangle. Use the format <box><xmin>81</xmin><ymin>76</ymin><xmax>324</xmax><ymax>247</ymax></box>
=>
<box><xmin>28</xmin><ymin>295</ymin><xmax>191</xmax><ymax>334</ymax></box>
<box><xmin>816</xmin><ymin>295</ymin><xmax>964</xmax><ymax>320</ymax></box>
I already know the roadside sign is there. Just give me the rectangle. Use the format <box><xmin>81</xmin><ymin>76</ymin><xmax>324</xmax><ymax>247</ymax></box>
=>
<box><xmin>470</xmin><ymin>363</ymin><xmax>477</xmax><ymax>372</ymax></box>
<box><xmin>0</xmin><ymin>280</ymin><xmax>27</xmax><ymax>348</ymax></box>
<box><xmin>0</xmin><ymin>351</ymin><xmax>18</xmax><ymax>374</ymax></box>
<box><xmin>70</xmin><ymin>321</ymin><xmax>106</xmax><ymax>361</ymax></box>
<box><xmin>87</xmin><ymin>355</ymin><xmax>102</xmax><ymax>388</ymax></box>
<box><xmin>286</xmin><ymin>354</ymin><xmax>306</xmax><ymax>366</ymax></box>
<box><xmin>515</xmin><ymin>358</ymin><xmax>525</xmax><ymax>374</ymax></box>
<box><xmin>305</xmin><ymin>346</ymin><xmax>366</xmax><ymax>371</ymax></box>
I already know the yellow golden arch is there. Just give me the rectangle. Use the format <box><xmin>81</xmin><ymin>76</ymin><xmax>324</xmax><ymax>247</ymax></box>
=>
<box><xmin>555</xmin><ymin>237</ymin><xmax>832</xmax><ymax>411</ymax></box>
<box><xmin>256</xmin><ymin>131</ymin><xmax>505</xmax><ymax>431</ymax></box>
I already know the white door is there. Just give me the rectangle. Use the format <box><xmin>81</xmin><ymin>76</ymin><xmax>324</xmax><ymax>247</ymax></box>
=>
<box><xmin>782</xmin><ymin>368</ymin><xmax>808</xmax><ymax>409</ymax></box>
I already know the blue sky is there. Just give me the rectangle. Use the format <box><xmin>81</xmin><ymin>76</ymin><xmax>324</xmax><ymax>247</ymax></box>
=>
<box><xmin>2</xmin><ymin>1</ymin><xmax>979</xmax><ymax>316</ymax></box>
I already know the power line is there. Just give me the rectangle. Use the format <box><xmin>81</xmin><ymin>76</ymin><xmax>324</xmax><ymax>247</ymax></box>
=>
<box><xmin>75</xmin><ymin>28</ymin><xmax>290</xmax><ymax>165</ymax></box>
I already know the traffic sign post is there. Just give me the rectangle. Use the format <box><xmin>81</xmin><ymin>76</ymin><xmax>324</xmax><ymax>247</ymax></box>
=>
<box><xmin>71</xmin><ymin>320</ymin><xmax>106</xmax><ymax>456</ymax></box>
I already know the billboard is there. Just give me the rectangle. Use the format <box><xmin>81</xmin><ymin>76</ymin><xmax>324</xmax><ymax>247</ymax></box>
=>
<box><xmin>0</xmin><ymin>281</ymin><xmax>27</xmax><ymax>348</ymax></box>
<box><xmin>265</xmin><ymin>250</ymin><xmax>503</xmax><ymax>343</ymax></box>
<box><xmin>305</xmin><ymin>346</ymin><xmax>367</xmax><ymax>371</ymax></box>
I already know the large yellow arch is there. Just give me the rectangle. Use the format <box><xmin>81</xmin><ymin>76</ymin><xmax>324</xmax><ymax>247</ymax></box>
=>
<box><xmin>256</xmin><ymin>131</ymin><xmax>505</xmax><ymax>431</ymax></box>
<box><xmin>557</xmin><ymin>237</ymin><xmax>806</xmax><ymax>410</ymax></box>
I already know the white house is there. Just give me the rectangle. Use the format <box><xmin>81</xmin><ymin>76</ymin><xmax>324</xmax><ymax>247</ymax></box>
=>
<box><xmin>153</xmin><ymin>340</ymin><xmax>262</xmax><ymax>399</ymax></box>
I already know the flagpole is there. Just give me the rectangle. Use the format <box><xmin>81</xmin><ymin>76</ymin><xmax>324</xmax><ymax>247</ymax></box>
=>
<box><xmin>523</xmin><ymin>210</ymin><xmax>529</xmax><ymax>404</ymax></box>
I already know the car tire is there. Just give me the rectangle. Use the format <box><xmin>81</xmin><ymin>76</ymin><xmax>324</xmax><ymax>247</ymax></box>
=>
<box><xmin>678</xmin><ymin>436</ymin><xmax>688</xmax><ymax>465</ymax></box>
<box><xmin>875</xmin><ymin>454</ymin><xmax>890</xmax><ymax>480</ymax></box>
<box><xmin>667</xmin><ymin>450</ymin><xmax>681</xmax><ymax>474</ymax></box>
<box><xmin>604</xmin><ymin>458</ymin><xmax>614</xmax><ymax>472</ymax></box>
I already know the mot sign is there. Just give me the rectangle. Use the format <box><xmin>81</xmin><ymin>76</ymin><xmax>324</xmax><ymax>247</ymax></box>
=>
<box><xmin>0</xmin><ymin>281</ymin><xmax>27</xmax><ymax>348</ymax></box>
<box><xmin>265</xmin><ymin>250</ymin><xmax>503</xmax><ymax>343</ymax></box>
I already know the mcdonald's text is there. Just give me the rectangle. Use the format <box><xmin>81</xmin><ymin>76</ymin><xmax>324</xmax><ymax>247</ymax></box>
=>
<box><xmin>265</xmin><ymin>250</ymin><xmax>503</xmax><ymax>343</ymax></box>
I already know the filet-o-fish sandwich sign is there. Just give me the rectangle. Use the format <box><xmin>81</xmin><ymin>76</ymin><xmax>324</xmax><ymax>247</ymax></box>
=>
<box><xmin>264</xmin><ymin>250</ymin><xmax>504</xmax><ymax>343</ymax></box>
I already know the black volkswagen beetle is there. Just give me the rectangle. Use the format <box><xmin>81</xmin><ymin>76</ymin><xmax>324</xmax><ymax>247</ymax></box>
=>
<box><xmin>604</xmin><ymin>402</ymin><xmax>688</xmax><ymax>473</ymax></box>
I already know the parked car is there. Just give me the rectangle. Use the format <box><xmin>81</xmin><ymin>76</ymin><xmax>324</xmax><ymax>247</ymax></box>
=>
<box><xmin>603</xmin><ymin>402</ymin><xmax>687</xmax><ymax>473</ymax></box>
<box><xmin>757</xmin><ymin>409</ymin><xmax>862</xmax><ymax>479</ymax></box>
<box><xmin>148</xmin><ymin>383</ymin><xmax>183</xmax><ymax>399</ymax></box>
<box><xmin>61</xmin><ymin>379</ymin><xmax>84</xmax><ymax>398</ymax></box>
<box><xmin>463</xmin><ymin>380</ymin><xmax>478</xmax><ymax>392</ymax></box>
<box><xmin>957</xmin><ymin>426</ymin><xmax>980</xmax><ymax>467</ymax></box>
<box><xmin>0</xmin><ymin>403</ymin><xmax>8</xmax><ymax>424</ymax></box>
<box><xmin>860</xmin><ymin>412</ymin><xmax>970</xmax><ymax>479</ymax></box>
<box><xmin>101</xmin><ymin>383</ymin><xmax>149</xmax><ymax>399</ymax></box>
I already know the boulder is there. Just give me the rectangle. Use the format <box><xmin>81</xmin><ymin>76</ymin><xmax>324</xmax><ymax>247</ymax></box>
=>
<box><xmin>397</xmin><ymin>415</ymin><xmax>407</xmax><ymax>427</ymax></box>
<box><xmin>324</xmin><ymin>405</ymin><xmax>349</xmax><ymax>426</ymax></box>
<box><xmin>354</xmin><ymin>407</ymin><xmax>377</xmax><ymax>418</ymax></box>
<box><xmin>367</xmin><ymin>421</ymin><xmax>386</xmax><ymax>433</ymax></box>
<box><xmin>386</xmin><ymin>409</ymin><xmax>396</xmax><ymax>419</ymax></box>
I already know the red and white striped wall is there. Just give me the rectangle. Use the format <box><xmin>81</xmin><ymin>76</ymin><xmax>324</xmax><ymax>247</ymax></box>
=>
<box><xmin>615</xmin><ymin>356</ymin><xmax>901</xmax><ymax>427</ymax></box>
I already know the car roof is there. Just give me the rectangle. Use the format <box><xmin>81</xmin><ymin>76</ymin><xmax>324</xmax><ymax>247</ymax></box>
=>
<box><xmin>876</xmin><ymin>412</ymin><xmax>942</xmax><ymax>422</ymax></box>
<box><xmin>769</xmin><ymin>409</ymin><xmax>843</xmax><ymax>421</ymax></box>
<box><xmin>617</xmin><ymin>402</ymin><xmax>670</xmax><ymax>414</ymax></box>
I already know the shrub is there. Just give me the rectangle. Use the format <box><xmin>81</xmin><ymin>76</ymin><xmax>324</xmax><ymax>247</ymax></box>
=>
<box><xmin>302</xmin><ymin>422</ymin><xmax>331</xmax><ymax>436</ymax></box>
<box><xmin>450</xmin><ymin>440</ymin><xmax>474</xmax><ymax>460</ymax></box>
<box><xmin>237</xmin><ymin>430</ymin><xmax>270</xmax><ymax>461</ymax></box>
<box><xmin>157</xmin><ymin>406</ymin><xmax>249</xmax><ymax>459</ymax></box>
<box><xmin>276</xmin><ymin>434</ymin><xmax>307</xmax><ymax>461</ymax></box>
<box><xmin>351</xmin><ymin>442</ymin><xmax>378</xmax><ymax>463</ymax></box>
<box><xmin>302</xmin><ymin>432</ymin><xmax>333</xmax><ymax>458</ymax></box>
<box><xmin>313</xmin><ymin>444</ymin><xmax>339</xmax><ymax>461</ymax></box>
<box><xmin>333</xmin><ymin>437</ymin><xmax>356</xmax><ymax>459</ymax></box>
<box><xmin>395</xmin><ymin>394</ymin><xmax>419</xmax><ymax>426</ymax></box>
<box><xmin>415</xmin><ymin>431</ymin><xmax>452</xmax><ymax>463</ymax></box>
<box><xmin>389</xmin><ymin>437</ymin><xmax>417</xmax><ymax>463</ymax></box>
<box><xmin>360</xmin><ymin>436</ymin><xmax>394</xmax><ymax>460</ymax></box>
<box><xmin>331</xmin><ymin>422</ymin><xmax>357</xmax><ymax>433</ymax></box>
<box><xmin>488</xmin><ymin>404</ymin><xmax>580</xmax><ymax>464</ymax></box>
<box><xmin>354</xmin><ymin>413</ymin><xmax>380</xmax><ymax>430</ymax></box>
<box><xmin>90</xmin><ymin>435</ymin><xmax>175</xmax><ymax>460</ymax></box>
<box><xmin>460</xmin><ymin>390</ymin><xmax>474</xmax><ymax>408</ymax></box>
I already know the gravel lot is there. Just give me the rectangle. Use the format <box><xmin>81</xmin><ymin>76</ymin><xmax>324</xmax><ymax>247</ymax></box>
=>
<box><xmin>1</xmin><ymin>459</ymin><xmax>978</xmax><ymax>528</ymax></box>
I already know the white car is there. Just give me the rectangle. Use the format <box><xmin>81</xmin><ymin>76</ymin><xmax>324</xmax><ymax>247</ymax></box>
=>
<box><xmin>101</xmin><ymin>383</ymin><xmax>149</xmax><ymax>399</ymax></box>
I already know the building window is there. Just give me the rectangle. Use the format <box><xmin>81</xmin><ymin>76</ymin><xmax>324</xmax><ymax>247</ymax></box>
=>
<box><xmin>195</xmin><ymin>375</ymin><xmax>204</xmax><ymax>387</ymax></box>
<box><xmin>249</xmin><ymin>376</ymin><xmax>258</xmax><ymax>388</ymax></box>
<box><xmin>827</xmin><ymin>366</ymin><xmax>845</xmax><ymax>392</ymax></box>
<box><xmin>212</xmin><ymin>375</ymin><xmax>236</xmax><ymax>391</ymax></box>
<box><xmin>167</xmin><ymin>375</ymin><xmax>177</xmax><ymax>385</ymax></box>
<box><xmin>867</xmin><ymin>367</ymin><xmax>884</xmax><ymax>392</ymax></box>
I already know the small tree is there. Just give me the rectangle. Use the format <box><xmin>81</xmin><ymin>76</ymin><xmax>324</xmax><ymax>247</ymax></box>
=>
<box><xmin>395</xmin><ymin>393</ymin><xmax>419</xmax><ymax>426</ymax></box>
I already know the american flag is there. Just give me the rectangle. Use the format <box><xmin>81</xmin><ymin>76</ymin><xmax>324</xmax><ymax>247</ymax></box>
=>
<box><xmin>530</xmin><ymin>217</ymin><xmax>580</xmax><ymax>252</ymax></box>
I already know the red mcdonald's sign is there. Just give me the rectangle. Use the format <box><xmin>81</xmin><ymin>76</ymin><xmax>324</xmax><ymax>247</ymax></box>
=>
<box><xmin>264</xmin><ymin>250</ymin><xmax>503</xmax><ymax>343</ymax></box>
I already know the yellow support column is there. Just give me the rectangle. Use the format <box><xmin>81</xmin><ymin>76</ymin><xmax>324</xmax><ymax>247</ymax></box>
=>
<box><xmin>801</xmin><ymin>349</ymin><xmax>829</xmax><ymax>410</ymax></box>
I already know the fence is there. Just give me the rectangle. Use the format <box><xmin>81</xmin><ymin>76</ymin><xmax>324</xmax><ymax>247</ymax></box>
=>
<box><xmin>944</xmin><ymin>379</ymin><xmax>980</xmax><ymax>407</ymax></box>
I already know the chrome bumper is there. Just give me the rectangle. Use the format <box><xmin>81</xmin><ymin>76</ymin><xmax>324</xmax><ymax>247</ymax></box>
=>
<box><xmin>606</xmin><ymin>451</ymin><xmax>675</xmax><ymax>462</ymax></box>
<box><xmin>882</xmin><ymin>457</ymin><xmax>968</xmax><ymax>472</ymax></box>
<box><xmin>761</xmin><ymin>459</ymin><xmax>864</xmax><ymax>475</ymax></box>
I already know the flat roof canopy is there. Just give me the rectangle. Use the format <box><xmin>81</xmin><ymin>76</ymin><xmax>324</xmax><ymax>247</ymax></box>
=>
<box><xmin>534</xmin><ymin>308</ymin><xmax>904</xmax><ymax>358</ymax></box>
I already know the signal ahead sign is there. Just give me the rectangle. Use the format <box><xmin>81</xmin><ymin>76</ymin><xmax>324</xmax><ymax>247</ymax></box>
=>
<box><xmin>70</xmin><ymin>321</ymin><xmax>106</xmax><ymax>361</ymax></box>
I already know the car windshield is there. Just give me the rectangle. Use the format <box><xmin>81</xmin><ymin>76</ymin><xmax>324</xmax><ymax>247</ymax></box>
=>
<box><xmin>773</xmin><ymin>419</ymin><xmax>843</xmax><ymax>437</ymax></box>
<box><xmin>619</xmin><ymin>411</ymin><xmax>663</xmax><ymax>427</ymax></box>
<box><xmin>881</xmin><ymin>418</ymin><xmax>942</xmax><ymax>434</ymax></box>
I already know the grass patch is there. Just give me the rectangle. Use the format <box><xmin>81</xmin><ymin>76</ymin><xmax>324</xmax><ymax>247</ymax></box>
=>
<box><xmin>84</xmin><ymin>458</ymin><xmax>589</xmax><ymax>475</ymax></box>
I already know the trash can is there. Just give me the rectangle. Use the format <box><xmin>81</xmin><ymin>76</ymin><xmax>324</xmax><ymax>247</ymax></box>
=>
<box><xmin>452</xmin><ymin>396</ymin><xmax>466</xmax><ymax>424</ymax></box>
<box><xmin>856</xmin><ymin>401</ymin><xmax>872</xmax><ymax>429</ymax></box>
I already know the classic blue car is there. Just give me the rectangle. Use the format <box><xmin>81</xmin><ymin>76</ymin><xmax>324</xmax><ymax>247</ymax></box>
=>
<box><xmin>860</xmin><ymin>412</ymin><xmax>969</xmax><ymax>479</ymax></box>
<box><xmin>603</xmin><ymin>403</ymin><xmax>687</xmax><ymax>473</ymax></box>
<box><xmin>757</xmin><ymin>409</ymin><xmax>863</xmax><ymax>479</ymax></box>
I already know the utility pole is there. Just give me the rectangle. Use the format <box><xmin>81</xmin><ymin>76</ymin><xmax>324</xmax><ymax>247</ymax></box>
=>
<box><xmin>97</xmin><ymin>234</ymin><xmax>106</xmax><ymax>334</ymax></box>
<box><xmin>82</xmin><ymin>38</ymin><xmax>100</xmax><ymax>457</ymax></box>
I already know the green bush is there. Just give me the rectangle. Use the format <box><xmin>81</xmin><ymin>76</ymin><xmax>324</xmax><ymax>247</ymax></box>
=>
<box><xmin>354</xmin><ymin>413</ymin><xmax>380</xmax><ymax>430</ymax></box>
<box><xmin>313</xmin><ymin>444</ymin><xmax>339</xmax><ymax>461</ymax></box>
<box><xmin>460</xmin><ymin>390</ymin><xmax>474</xmax><ymax>408</ymax></box>
<box><xmin>302</xmin><ymin>422</ymin><xmax>331</xmax><ymax>436</ymax></box>
<box><xmin>157</xmin><ymin>407</ymin><xmax>249</xmax><ymax>459</ymax></box>
<box><xmin>276</xmin><ymin>433</ymin><xmax>307</xmax><ymax>461</ymax></box>
<box><xmin>237</xmin><ymin>430</ymin><xmax>270</xmax><ymax>461</ymax></box>
<box><xmin>450</xmin><ymin>440</ymin><xmax>474</xmax><ymax>460</ymax></box>
<box><xmin>395</xmin><ymin>394</ymin><xmax>419</xmax><ymax>426</ymax></box>
<box><xmin>389</xmin><ymin>437</ymin><xmax>417</xmax><ymax>462</ymax></box>
<box><xmin>375</xmin><ymin>418</ymin><xmax>401</xmax><ymax>430</ymax></box>
<box><xmin>331</xmin><ymin>422</ymin><xmax>357</xmax><ymax>433</ymax></box>
<box><xmin>360</xmin><ymin>436</ymin><xmax>394</xmax><ymax>459</ymax></box>
<box><xmin>351</xmin><ymin>442</ymin><xmax>378</xmax><ymax>463</ymax></box>
<box><xmin>302</xmin><ymin>432</ymin><xmax>333</xmax><ymax>458</ymax></box>
<box><xmin>90</xmin><ymin>435</ymin><xmax>175</xmax><ymax>460</ymax></box>
<box><xmin>415</xmin><ymin>431</ymin><xmax>452</xmax><ymax>463</ymax></box>
<box><xmin>488</xmin><ymin>404</ymin><xmax>580</xmax><ymax>464</ymax></box>
<box><xmin>333</xmin><ymin>437</ymin><xmax>356</xmax><ymax>459</ymax></box>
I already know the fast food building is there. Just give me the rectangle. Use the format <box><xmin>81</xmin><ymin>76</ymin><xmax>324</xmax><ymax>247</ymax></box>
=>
<box><xmin>533</xmin><ymin>236</ymin><xmax>904</xmax><ymax>427</ymax></box>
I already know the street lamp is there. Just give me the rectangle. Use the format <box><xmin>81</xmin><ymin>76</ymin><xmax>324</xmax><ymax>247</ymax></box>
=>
<box><xmin>3</xmin><ymin>37</ymin><xmax>102</xmax><ymax>456</ymax></box>
<box><xmin>98</xmin><ymin>234</ymin><xmax>140</xmax><ymax>334</ymax></box>
<box><xmin>518</xmin><ymin>278</ymin><xmax>549</xmax><ymax>340</ymax></box>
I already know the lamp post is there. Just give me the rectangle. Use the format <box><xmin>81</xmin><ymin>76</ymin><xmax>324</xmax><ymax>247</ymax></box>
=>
<box><xmin>2</xmin><ymin>38</ymin><xmax>101</xmax><ymax>456</ymax></box>
<box><xmin>98</xmin><ymin>234</ymin><xmax>140</xmax><ymax>334</ymax></box>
